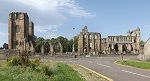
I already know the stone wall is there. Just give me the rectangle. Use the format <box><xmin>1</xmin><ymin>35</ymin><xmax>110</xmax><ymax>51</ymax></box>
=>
<box><xmin>102</xmin><ymin>28</ymin><xmax>140</xmax><ymax>54</ymax></box>
<box><xmin>8</xmin><ymin>12</ymin><xmax>35</xmax><ymax>53</ymax></box>
<box><xmin>78</xmin><ymin>26</ymin><xmax>101</xmax><ymax>54</ymax></box>
<box><xmin>139</xmin><ymin>38</ymin><xmax>150</xmax><ymax>60</ymax></box>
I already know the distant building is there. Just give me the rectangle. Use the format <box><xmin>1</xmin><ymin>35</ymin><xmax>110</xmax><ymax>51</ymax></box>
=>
<box><xmin>102</xmin><ymin>28</ymin><xmax>141</xmax><ymax>54</ymax></box>
<box><xmin>143</xmin><ymin>38</ymin><xmax>150</xmax><ymax>59</ymax></box>
<box><xmin>8</xmin><ymin>12</ymin><xmax>35</xmax><ymax>53</ymax></box>
<box><xmin>78</xmin><ymin>26</ymin><xmax>101</xmax><ymax>54</ymax></box>
<box><xmin>137</xmin><ymin>38</ymin><xmax>150</xmax><ymax>60</ymax></box>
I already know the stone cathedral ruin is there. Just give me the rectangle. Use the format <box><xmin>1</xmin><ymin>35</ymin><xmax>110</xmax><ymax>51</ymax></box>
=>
<box><xmin>6</xmin><ymin>12</ymin><xmax>142</xmax><ymax>56</ymax></box>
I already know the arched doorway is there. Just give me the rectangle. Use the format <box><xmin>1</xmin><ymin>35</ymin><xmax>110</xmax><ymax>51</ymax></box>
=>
<box><xmin>108</xmin><ymin>44</ymin><xmax>112</xmax><ymax>53</ymax></box>
<box><xmin>131</xmin><ymin>45</ymin><xmax>133</xmax><ymax>51</ymax></box>
<box><xmin>109</xmin><ymin>44</ymin><xmax>111</xmax><ymax>48</ymax></box>
<box><xmin>53</xmin><ymin>42</ymin><xmax>62</xmax><ymax>54</ymax></box>
<box><xmin>122</xmin><ymin>44</ymin><xmax>127</xmax><ymax>52</ymax></box>
<box><xmin>114</xmin><ymin>43</ymin><xmax>119</xmax><ymax>53</ymax></box>
<box><xmin>44</xmin><ymin>42</ymin><xmax>50</xmax><ymax>54</ymax></box>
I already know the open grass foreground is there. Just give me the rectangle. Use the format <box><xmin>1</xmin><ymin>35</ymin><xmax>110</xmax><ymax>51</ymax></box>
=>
<box><xmin>117</xmin><ymin>60</ymin><xmax>150</xmax><ymax>69</ymax></box>
<box><xmin>0</xmin><ymin>60</ymin><xmax>85</xmax><ymax>81</ymax></box>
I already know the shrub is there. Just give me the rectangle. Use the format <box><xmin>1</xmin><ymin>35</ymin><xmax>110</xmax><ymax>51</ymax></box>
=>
<box><xmin>29</xmin><ymin>58</ymin><xmax>41</xmax><ymax>70</ymax></box>
<box><xmin>7</xmin><ymin>56</ymin><xmax>21</xmax><ymax>66</ymax></box>
<box><xmin>41</xmin><ymin>65</ymin><xmax>55</xmax><ymax>76</ymax></box>
<box><xmin>20</xmin><ymin>56</ymin><xmax>31</xmax><ymax>66</ymax></box>
<box><xmin>7</xmin><ymin>56</ymin><xmax>31</xmax><ymax>66</ymax></box>
<box><xmin>33</xmin><ymin>58</ymin><xmax>41</xmax><ymax>66</ymax></box>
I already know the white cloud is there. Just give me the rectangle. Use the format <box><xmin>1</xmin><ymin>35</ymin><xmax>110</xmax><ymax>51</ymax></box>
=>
<box><xmin>12</xmin><ymin>0</ymin><xmax>94</xmax><ymax>17</ymax></box>
<box><xmin>34</xmin><ymin>25</ymin><xmax>60</xmax><ymax>38</ymax></box>
<box><xmin>35</xmin><ymin>25</ymin><xmax>59</xmax><ymax>33</ymax></box>
<box><xmin>15</xmin><ymin>0</ymin><xmax>57</xmax><ymax>11</ymax></box>
<box><xmin>0</xmin><ymin>0</ymin><xmax>95</xmax><ymax>39</ymax></box>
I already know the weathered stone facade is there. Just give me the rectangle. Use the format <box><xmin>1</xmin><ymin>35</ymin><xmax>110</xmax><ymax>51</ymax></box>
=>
<box><xmin>137</xmin><ymin>38</ymin><xmax>150</xmax><ymax>60</ymax></box>
<box><xmin>8</xmin><ymin>12</ymin><xmax>35</xmax><ymax>53</ymax></box>
<box><xmin>144</xmin><ymin>39</ymin><xmax>150</xmax><ymax>56</ymax></box>
<box><xmin>102</xmin><ymin>28</ymin><xmax>140</xmax><ymax>54</ymax></box>
<box><xmin>78</xmin><ymin>26</ymin><xmax>101</xmax><ymax>54</ymax></box>
<box><xmin>140</xmin><ymin>38</ymin><xmax>150</xmax><ymax>60</ymax></box>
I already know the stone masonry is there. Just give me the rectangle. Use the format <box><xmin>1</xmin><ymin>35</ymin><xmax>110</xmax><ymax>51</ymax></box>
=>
<box><xmin>78</xmin><ymin>26</ymin><xmax>101</xmax><ymax>54</ymax></box>
<box><xmin>102</xmin><ymin>28</ymin><xmax>141</xmax><ymax>54</ymax></box>
<box><xmin>8</xmin><ymin>12</ymin><xmax>35</xmax><ymax>53</ymax></box>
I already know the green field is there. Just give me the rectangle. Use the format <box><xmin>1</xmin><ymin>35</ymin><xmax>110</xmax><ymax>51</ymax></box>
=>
<box><xmin>117</xmin><ymin>60</ymin><xmax>150</xmax><ymax>69</ymax></box>
<box><xmin>0</xmin><ymin>60</ymin><xmax>85</xmax><ymax>81</ymax></box>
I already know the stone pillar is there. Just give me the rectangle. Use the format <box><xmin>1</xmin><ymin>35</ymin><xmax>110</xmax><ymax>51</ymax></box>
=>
<box><xmin>118</xmin><ymin>44</ymin><xmax>122</xmax><ymax>53</ymax></box>
<box><xmin>127</xmin><ymin>44</ymin><xmax>131</xmax><ymax>51</ymax></box>
<box><xmin>41</xmin><ymin>45</ymin><xmax>44</xmax><ymax>54</ymax></box>
<box><xmin>59</xmin><ymin>42</ymin><xmax>63</xmax><ymax>55</ymax></box>
<box><xmin>111</xmin><ymin>43</ymin><xmax>114</xmax><ymax>49</ymax></box>
<box><xmin>78</xmin><ymin>34</ymin><xmax>84</xmax><ymax>54</ymax></box>
<box><xmin>86</xmin><ymin>34</ymin><xmax>90</xmax><ymax>53</ymax></box>
<box><xmin>49</xmin><ymin>43</ymin><xmax>54</xmax><ymax>55</ymax></box>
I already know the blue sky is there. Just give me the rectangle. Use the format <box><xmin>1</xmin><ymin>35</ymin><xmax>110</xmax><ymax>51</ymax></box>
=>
<box><xmin>0</xmin><ymin>0</ymin><xmax>150</xmax><ymax>47</ymax></box>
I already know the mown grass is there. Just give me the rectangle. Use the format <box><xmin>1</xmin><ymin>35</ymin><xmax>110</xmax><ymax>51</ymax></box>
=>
<box><xmin>117</xmin><ymin>60</ymin><xmax>150</xmax><ymax>69</ymax></box>
<box><xmin>0</xmin><ymin>61</ymin><xmax>85</xmax><ymax>81</ymax></box>
<box><xmin>51</xmin><ymin>63</ymin><xmax>85</xmax><ymax>81</ymax></box>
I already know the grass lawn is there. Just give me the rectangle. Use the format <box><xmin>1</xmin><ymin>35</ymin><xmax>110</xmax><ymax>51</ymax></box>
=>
<box><xmin>117</xmin><ymin>60</ymin><xmax>150</xmax><ymax>69</ymax></box>
<box><xmin>52</xmin><ymin>63</ymin><xmax>85</xmax><ymax>81</ymax></box>
<box><xmin>0</xmin><ymin>60</ymin><xmax>85</xmax><ymax>81</ymax></box>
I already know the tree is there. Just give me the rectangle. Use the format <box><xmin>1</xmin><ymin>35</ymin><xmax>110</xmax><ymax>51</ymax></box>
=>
<box><xmin>56</xmin><ymin>36</ymin><xmax>69</xmax><ymax>52</ymax></box>
<box><xmin>34</xmin><ymin>36</ymin><xmax>78</xmax><ymax>53</ymax></box>
<box><xmin>35</xmin><ymin>37</ymin><xmax>45</xmax><ymax>53</ymax></box>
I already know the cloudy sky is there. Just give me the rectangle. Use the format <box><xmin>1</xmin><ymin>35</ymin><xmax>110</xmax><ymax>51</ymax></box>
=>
<box><xmin>1</xmin><ymin>0</ymin><xmax>150</xmax><ymax>46</ymax></box>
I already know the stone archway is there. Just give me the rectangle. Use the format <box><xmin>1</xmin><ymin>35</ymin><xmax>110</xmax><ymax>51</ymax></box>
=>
<box><xmin>114</xmin><ymin>43</ymin><xmax>119</xmax><ymax>53</ymax></box>
<box><xmin>41</xmin><ymin>42</ymin><xmax>49</xmax><ymax>54</ymax></box>
<box><xmin>108</xmin><ymin>44</ymin><xmax>112</xmax><ymax>53</ymax></box>
<box><xmin>53</xmin><ymin>42</ymin><xmax>63</xmax><ymax>54</ymax></box>
<box><xmin>122</xmin><ymin>44</ymin><xmax>127</xmax><ymax>52</ymax></box>
<box><xmin>41</xmin><ymin>42</ymin><xmax>54</xmax><ymax>55</ymax></box>
<box><xmin>49</xmin><ymin>43</ymin><xmax>54</xmax><ymax>54</ymax></box>
<box><xmin>44</xmin><ymin>42</ymin><xmax>50</xmax><ymax>53</ymax></box>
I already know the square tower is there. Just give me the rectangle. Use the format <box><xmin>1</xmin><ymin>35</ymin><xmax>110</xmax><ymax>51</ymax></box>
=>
<box><xmin>8</xmin><ymin>12</ymin><xmax>33</xmax><ymax>51</ymax></box>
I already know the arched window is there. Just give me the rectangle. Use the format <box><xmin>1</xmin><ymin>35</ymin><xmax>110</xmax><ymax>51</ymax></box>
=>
<box><xmin>90</xmin><ymin>43</ymin><xmax>92</xmax><ymax>48</ymax></box>
<box><xmin>90</xmin><ymin>35</ymin><xmax>92</xmax><ymax>39</ymax></box>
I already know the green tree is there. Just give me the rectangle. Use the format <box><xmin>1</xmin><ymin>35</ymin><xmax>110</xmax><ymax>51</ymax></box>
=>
<box><xmin>56</xmin><ymin>36</ymin><xmax>69</xmax><ymax>52</ymax></box>
<box><xmin>34</xmin><ymin>36</ymin><xmax>78</xmax><ymax>53</ymax></box>
<box><xmin>66</xmin><ymin>39</ymin><xmax>73</xmax><ymax>52</ymax></box>
<box><xmin>35</xmin><ymin>37</ymin><xmax>45</xmax><ymax>53</ymax></box>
